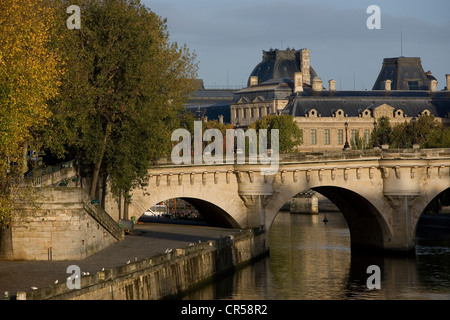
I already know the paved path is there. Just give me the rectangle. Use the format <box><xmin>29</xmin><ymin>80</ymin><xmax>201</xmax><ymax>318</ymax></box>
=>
<box><xmin>0</xmin><ymin>222</ymin><xmax>240</xmax><ymax>298</ymax></box>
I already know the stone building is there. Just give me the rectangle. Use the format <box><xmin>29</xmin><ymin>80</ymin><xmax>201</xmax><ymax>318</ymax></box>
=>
<box><xmin>281</xmin><ymin>56</ymin><xmax>450</xmax><ymax>151</ymax></box>
<box><xmin>184</xmin><ymin>49</ymin><xmax>450</xmax><ymax>152</ymax></box>
<box><xmin>282</xmin><ymin>79</ymin><xmax>450</xmax><ymax>151</ymax></box>
<box><xmin>185</xmin><ymin>79</ymin><xmax>236</xmax><ymax>124</ymax></box>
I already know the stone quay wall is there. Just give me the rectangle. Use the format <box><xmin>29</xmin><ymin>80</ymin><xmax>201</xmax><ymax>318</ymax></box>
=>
<box><xmin>3</xmin><ymin>187</ymin><xmax>123</xmax><ymax>261</ymax></box>
<box><xmin>19</xmin><ymin>227</ymin><xmax>268</xmax><ymax>300</ymax></box>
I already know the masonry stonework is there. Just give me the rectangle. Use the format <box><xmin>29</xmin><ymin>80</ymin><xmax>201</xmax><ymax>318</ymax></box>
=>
<box><xmin>3</xmin><ymin>188</ymin><xmax>123</xmax><ymax>261</ymax></box>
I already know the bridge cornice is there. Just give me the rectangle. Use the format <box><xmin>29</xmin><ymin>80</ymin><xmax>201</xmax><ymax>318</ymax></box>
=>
<box><xmin>150</xmin><ymin>149</ymin><xmax>450</xmax><ymax>173</ymax></box>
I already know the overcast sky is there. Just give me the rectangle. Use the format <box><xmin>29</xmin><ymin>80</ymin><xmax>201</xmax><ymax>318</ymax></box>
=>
<box><xmin>142</xmin><ymin>0</ymin><xmax>450</xmax><ymax>90</ymax></box>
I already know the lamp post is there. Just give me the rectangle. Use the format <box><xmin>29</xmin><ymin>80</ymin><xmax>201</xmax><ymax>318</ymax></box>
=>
<box><xmin>343</xmin><ymin>121</ymin><xmax>350</xmax><ymax>150</ymax></box>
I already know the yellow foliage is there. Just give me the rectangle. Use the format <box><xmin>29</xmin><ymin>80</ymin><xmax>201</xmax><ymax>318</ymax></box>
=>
<box><xmin>0</xmin><ymin>0</ymin><xmax>61</xmax><ymax>226</ymax></box>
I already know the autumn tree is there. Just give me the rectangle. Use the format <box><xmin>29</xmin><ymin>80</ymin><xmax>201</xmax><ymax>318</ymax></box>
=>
<box><xmin>0</xmin><ymin>0</ymin><xmax>61</xmax><ymax>226</ymax></box>
<box><xmin>44</xmin><ymin>0</ymin><xmax>197</xmax><ymax>204</ymax></box>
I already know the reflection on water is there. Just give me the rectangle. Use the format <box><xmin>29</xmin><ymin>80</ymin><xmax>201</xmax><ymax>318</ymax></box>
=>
<box><xmin>183</xmin><ymin>211</ymin><xmax>450</xmax><ymax>300</ymax></box>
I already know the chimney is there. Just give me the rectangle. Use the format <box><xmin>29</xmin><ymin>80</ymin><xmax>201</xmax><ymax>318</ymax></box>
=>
<box><xmin>384</xmin><ymin>79</ymin><xmax>392</xmax><ymax>91</ymax></box>
<box><xmin>430</xmin><ymin>79</ymin><xmax>438</xmax><ymax>92</ymax></box>
<box><xmin>294</xmin><ymin>72</ymin><xmax>303</xmax><ymax>92</ymax></box>
<box><xmin>300</xmin><ymin>49</ymin><xmax>310</xmax><ymax>85</ymax></box>
<box><xmin>249</xmin><ymin>76</ymin><xmax>258</xmax><ymax>87</ymax></box>
<box><xmin>329</xmin><ymin>79</ymin><xmax>336</xmax><ymax>92</ymax></box>
<box><xmin>312</xmin><ymin>77</ymin><xmax>322</xmax><ymax>92</ymax></box>
<box><xmin>446</xmin><ymin>74</ymin><xmax>450</xmax><ymax>91</ymax></box>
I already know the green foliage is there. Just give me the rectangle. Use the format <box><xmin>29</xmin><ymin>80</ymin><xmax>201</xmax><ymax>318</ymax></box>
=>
<box><xmin>372</xmin><ymin>115</ymin><xmax>449</xmax><ymax>149</ymax></box>
<box><xmin>249</xmin><ymin>114</ymin><xmax>303</xmax><ymax>153</ymax></box>
<box><xmin>372</xmin><ymin>116</ymin><xmax>392</xmax><ymax>147</ymax></box>
<box><xmin>350</xmin><ymin>131</ymin><xmax>370</xmax><ymax>150</ymax></box>
<box><xmin>44</xmin><ymin>0</ymin><xmax>198</xmax><ymax>199</ymax></box>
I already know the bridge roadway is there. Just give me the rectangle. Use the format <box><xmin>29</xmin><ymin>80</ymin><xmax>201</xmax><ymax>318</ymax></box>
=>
<box><xmin>0</xmin><ymin>222</ymin><xmax>240</xmax><ymax>298</ymax></box>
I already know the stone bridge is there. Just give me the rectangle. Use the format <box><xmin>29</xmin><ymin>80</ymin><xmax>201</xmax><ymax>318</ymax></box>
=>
<box><xmin>129</xmin><ymin>149</ymin><xmax>450</xmax><ymax>254</ymax></box>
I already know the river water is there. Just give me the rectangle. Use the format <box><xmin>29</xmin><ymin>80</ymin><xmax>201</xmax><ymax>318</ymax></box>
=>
<box><xmin>183</xmin><ymin>211</ymin><xmax>450</xmax><ymax>300</ymax></box>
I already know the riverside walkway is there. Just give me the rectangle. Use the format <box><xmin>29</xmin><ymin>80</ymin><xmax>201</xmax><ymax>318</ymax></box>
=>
<box><xmin>0</xmin><ymin>221</ymin><xmax>240</xmax><ymax>299</ymax></box>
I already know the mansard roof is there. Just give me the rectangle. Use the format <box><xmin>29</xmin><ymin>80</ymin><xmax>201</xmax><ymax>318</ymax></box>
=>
<box><xmin>372</xmin><ymin>57</ymin><xmax>435</xmax><ymax>90</ymax></box>
<box><xmin>232</xmin><ymin>78</ymin><xmax>294</xmax><ymax>103</ymax></box>
<box><xmin>282</xmin><ymin>88</ymin><xmax>450</xmax><ymax>118</ymax></box>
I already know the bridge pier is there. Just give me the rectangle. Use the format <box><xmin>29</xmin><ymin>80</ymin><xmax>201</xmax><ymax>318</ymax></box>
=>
<box><xmin>381</xmin><ymin>162</ymin><xmax>423</xmax><ymax>254</ymax></box>
<box><xmin>384</xmin><ymin>195</ymin><xmax>418</xmax><ymax>254</ymax></box>
<box><xmin>237</xmin><ymin>169</ymin><xmax>273</xmax><ymax>228</ymax></box>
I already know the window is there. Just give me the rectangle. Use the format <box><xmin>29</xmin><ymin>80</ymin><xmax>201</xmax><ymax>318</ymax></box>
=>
<box><xmin>364</xmin><ymin>129</ymin><xmax>370</xmax><ymax>145</ymax></box>
<box><xmin>337</xmin><ymin>129</ymin><xmax>343</xmax><ymax>145</ymax></box>
<box><xmin>310</xmin><ymin>129</ymin><xmax>317</xmax><ymax>145</ymax></box>
<box><xmin>324</xmin><ymin>129</ymin><xmax>330</xmax><ymax>145</ymax></box>
<box><xmin>408</xmin><ymin>81</ymin><xmax>420</xmax><ymax>90</ymax></box>
<box><xmin>351</xmin><ymin>129</ymin><xmax>358</xmax><ymax>144</ymax></box>
<box><xmin>251</xmin><ymin>108</ymin><xmax>255</xmax><ymax>118</ymax></box>
<box><xmin>267</xmin><ymin>106</ymin><xmax>271</xmax><ymax>115</ymax></box>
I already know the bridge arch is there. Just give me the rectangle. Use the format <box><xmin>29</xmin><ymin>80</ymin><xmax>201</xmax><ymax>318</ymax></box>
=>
<box><xmin>128</xmin><ymin>175</ymin><xmax>248</xmax><ymax>228</ymax></box>
<box><xmin>133</xmin><ymin>196</ymin><xmax>239</xmax><ymax>228</ymax></box>
<box><xmin>265</xmin><ymin>184</ymin><xmax>392</xmax><ymax>252</ymax></box>
<box><xmin>414</xmin><ymin>186</ymin><xmax>450</xmax><ymax>239</ymax></box>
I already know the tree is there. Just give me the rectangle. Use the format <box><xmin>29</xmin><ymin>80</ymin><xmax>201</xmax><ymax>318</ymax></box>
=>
<box><xmin>370</xmin><ymin>114</ymin><xmax>449</xmax><ymax>149</ymax></box>
<box><xmin>350</xmin><ymin>131</ymin><xmax>369</xmax><ymax>150</ymax></box>
<box><xmin>0</xmin><ymin>0</ymin><xmax>61</xmax><ymax>227</ymax></box>
<box><xmin>249</xmin><ymin>114</ymin><xmax>303</xmax><ymax>153</ymax></box>
<box><xmin>413</xmin><ymin>115</ymin><xmax>443</xmax><ymax>147</ymax></box>
<box><xmin>423</xmin><ymin>126</ymin><xmax>450</xmax><ymax>148</ymax></box>
<box><xmin>372</xmin><ymin>117</ymin><xmax>392</xmax><ymax>148</ymax></box>
<box><xmin>388</xmin><ymin>121</ymin><xmax>411</xmax><ymax>148</ymax></box>
<box><xmin>44</xmin><ymin>0</ymin><xmax>198</xmax><ymax>203</ymax></box>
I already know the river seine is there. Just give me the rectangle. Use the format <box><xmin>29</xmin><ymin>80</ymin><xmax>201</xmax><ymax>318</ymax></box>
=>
<box><xmin>183</xmin><ymin>211</ymin><xmax>450</xmax><ymax>300</ymax></box>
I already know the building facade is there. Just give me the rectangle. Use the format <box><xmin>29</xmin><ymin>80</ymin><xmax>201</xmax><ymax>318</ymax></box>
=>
<box><xmin>283</xmin><ymin>80</ymin><xmax>450</xmax><ymax>151</ymax></box>
<box><xmin>185</xmin><ymin>49</ymin><xmax>450</xmax><ymax>152</ymax></box>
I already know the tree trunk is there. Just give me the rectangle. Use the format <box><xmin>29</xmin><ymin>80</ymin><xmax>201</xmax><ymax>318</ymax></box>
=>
<box><xmin>89</xmin><ymin>121</ymin><xmax>111</xmax><ymax>199</ymax></box>
<box><xmin>100</xmin><ymin>172</ymin><xmax>107</xmax><ymax>210</ymax></box>
<box><xmin>22</xmin><ymin>142</ymin><xmax>28</xmax><ymax>174</ymax></box>
<box><xmin>123</xmin><ymin>193</ymin><xmax>129</xmax><ymax>220</ymax></box>
<box><xmin>118</xmin><ymin>189</ymin><xmax>122</xmax><ymax>220</ymax></box>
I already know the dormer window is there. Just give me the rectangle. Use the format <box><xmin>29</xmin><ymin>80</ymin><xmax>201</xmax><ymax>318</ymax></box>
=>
<box><xmin>307</xmin><ymin>109</ymin><xmax>318</xmax><ymax>117</ymax></box>
<box><xmin>394</xmin><ymin>109</ymin><xmax>404</xmax><ymax>118</ymax></box>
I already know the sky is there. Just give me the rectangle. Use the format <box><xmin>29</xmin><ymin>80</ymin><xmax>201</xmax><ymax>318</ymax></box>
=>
<box><xmin>142</xmin><ymin>0</ymin><xmax>450</xmax><ymax>90</ymax></box>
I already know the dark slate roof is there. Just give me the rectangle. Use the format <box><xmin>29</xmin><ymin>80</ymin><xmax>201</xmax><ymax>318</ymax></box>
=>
<box><xmin>248</xmin><ymin>48</ymin><xmax>318</xmax><ymax>86</ymax></box>
<box><xmin>188</xmin><ymin>89</ymin><xmax>235</xmax><ymax>101</ymax></box>
<box><xmin>283</xmin><ymin>88</ymin><xmax>450</xmax><ymax>118</ymax></box>
<box><xmin>185</xmin><ymin>103</ymin><xmax>231</xmax><ymax>124</ymax></box>
<box><xmin>185</xmin><ymin>88</ymin><xmax>235</xmax><ymax>124</ymax></box>
<box><xmin>372</xmin><ymin>57</ymin><xmax>434</xmax><ymax>90</ymax></box>
<box><xmin>232</xmin><ymin>78</ymin><xmax>293</xmax><ymax>103</ymax></box>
